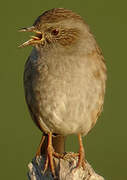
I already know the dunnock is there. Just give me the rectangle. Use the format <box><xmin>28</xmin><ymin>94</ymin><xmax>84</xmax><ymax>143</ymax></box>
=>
<box><xmin>19</xmin><ymin>8</ymin><xmax>107</xmax><ymax>177</ymax></box>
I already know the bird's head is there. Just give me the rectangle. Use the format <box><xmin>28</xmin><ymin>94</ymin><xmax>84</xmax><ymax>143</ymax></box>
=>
<box><xmin>19</xmin><ymin>8</ymin><xmax>92</xmax><ymax>51</ymax></box>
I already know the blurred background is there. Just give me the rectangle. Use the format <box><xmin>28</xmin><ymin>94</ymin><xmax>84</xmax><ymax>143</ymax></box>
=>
<box><xmin>0</xmin><ymin>0</ymin><xmax>127</xmax><ymax>179</ymax></box>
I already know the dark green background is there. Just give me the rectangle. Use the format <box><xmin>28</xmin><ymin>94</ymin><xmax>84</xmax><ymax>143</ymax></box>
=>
<box><xmin>0</xmin><ymin>0</ymin><xmax>126</xmax><ymax>179</ymax></box>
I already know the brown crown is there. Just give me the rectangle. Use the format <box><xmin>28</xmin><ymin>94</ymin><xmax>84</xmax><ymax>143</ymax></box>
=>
<box><xmin>33</xmin><ymin>8</ymin><xmax>83</xmax><ymax>27</ymax></box>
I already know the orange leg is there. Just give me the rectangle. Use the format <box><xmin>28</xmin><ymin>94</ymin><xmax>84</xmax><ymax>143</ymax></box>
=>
<box><xmin>77</xmin><ymin>133</ymin><xmax>86</xmax><ymax>169</ymax></box>
<box><xmin>35</xmin><ymin>133</ymin><xmax>64</xmax><ymax>177</ymax></box>
<box><xmin>36</xmin><ymin>135</ymin><xmax>46</xmax><ymax>157</ymax></box>
<box><xmin>43</xmin><ymin>132</ymin><xmax>56</xmax><ymax>177</ymax></box>
<box><xmin>63</xmin><ymin>134</ymin><xmax>86</xmax><ymax>170</ymax></box>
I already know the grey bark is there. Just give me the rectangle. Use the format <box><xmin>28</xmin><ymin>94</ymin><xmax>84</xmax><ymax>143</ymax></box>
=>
<box><xmin>27</xmin><ymin>152</ymin><xmax>104</xmax><ymax>180</ymax></box>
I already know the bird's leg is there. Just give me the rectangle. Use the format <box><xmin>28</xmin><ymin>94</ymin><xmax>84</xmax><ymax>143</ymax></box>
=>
<box><xmin>36</xmin><ymin>135</ymin><xmax>46</xmax><ymax>157</ymax></box>
<box><xmin>43</xmin><ymin>132</ymin><xmax>56</xmax><ymax>177</ymax></box>
<box><xmin>35</xmin><ymin>133</ymin><xmax>55</xmax><ymax>175</ymax></box>
<box><xmin>64</xmin><ymin>134</ymin><xmax>86</xmax><ymax>169</ymax></box>
<box><xmin>36</xmin><ymin>133</ymin><xmax>65</xmax><ymax>177</ymax></box>
<box><xmin>77</xmin><ymin>133</ymin><xmax>86</xmax><ymax>169</ymax></box>
<box><xmin>63</xmin><ymin>134</ymin><xmax>85</xmax><ymax>170</ymax></box>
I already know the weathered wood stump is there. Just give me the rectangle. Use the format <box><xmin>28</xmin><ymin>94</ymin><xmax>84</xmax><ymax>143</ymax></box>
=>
<box><xmin>28</xmin><ymin>152</ymin><xmax>104</xmax><ymax>180</ymax></box>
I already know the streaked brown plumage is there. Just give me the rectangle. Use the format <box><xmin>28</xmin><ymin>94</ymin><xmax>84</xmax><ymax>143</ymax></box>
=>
<box><xmin>20</xmin><ymin>8</ymin><xmax>107</xmax><ymax>177</ymax></box>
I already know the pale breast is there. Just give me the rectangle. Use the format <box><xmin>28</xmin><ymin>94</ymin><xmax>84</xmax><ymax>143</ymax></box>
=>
<box><xmin>24</xmin><ymin>47</ymin><xmax>106</xmax><ymax>136</ymax></box>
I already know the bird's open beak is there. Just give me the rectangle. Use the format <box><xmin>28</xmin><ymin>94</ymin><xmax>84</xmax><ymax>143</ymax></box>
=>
<box><xmin>19</xmin><ymin>26</ymin><xmax>45</xmax><ymax>48</ymax></box>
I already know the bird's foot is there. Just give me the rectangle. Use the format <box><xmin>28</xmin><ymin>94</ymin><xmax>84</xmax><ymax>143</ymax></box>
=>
<box><xmin>42</xmin><ymin>133</ymin><xmax>64</xmax><ymax>178</ymax></box>
<box><xmin>53</xmin><ymin>151</ymin><xmax>64</xmax><ymax>159</ymax></box>
<box><xmin>43</xmin><ymin>138</ymin><xmax>55</xmax><ymax>177</ymax></box>
<box><xmin>63</xmin><ymin>152</ymin><xmax>86</xmax><ymax>170</ymax></box>
<box><xmin>43</xmin><ymin>151</ymin><xmax>64</xmax><ymax>178</ymax></box>
<box><xmin>35</xmin><ymin>133</ymin><xmax>64</xmax><ymax>178</ymax></box>
<box><xmin>64</xmin><ymin>134</ymin><xmax>86</xmax><ymax>172</ymax></box>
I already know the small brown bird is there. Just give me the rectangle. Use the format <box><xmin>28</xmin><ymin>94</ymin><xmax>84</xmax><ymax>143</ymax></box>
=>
<box><xmin>19</xmin><ymin>8</ymin><xmax>107</xmax><ymax>177</ymax></box>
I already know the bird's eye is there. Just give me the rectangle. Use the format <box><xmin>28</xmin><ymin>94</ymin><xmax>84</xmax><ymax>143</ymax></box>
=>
<box><xmin>51</xmin><ymin>29</ymin><xmax>59</xmax><ymax>36</ymax></box>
